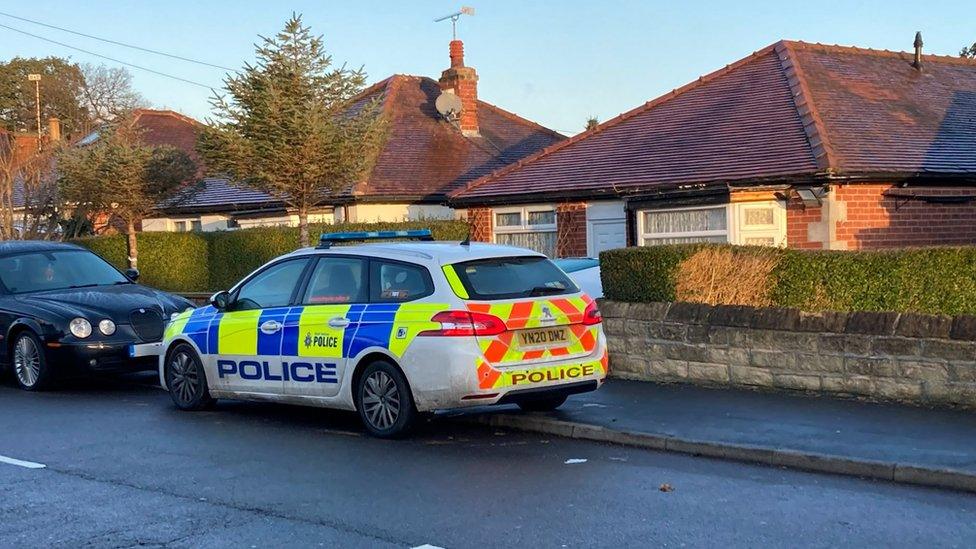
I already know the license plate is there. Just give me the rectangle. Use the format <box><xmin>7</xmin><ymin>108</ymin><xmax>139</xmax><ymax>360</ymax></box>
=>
<box><xmin>128</xmin><ymin>342</ymin><xmax>162</xmax><ymax>358</ymax></box>
<box><xmin>516</xmin><ymin>326</ymin><xmax>570</xmax><ymax>349</ymax></box>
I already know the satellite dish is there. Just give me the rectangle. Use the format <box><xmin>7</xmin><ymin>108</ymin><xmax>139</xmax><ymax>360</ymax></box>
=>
<box><xmin>435</xmin><ymin>92</ymin><xmax>463</xmax><ymax>119</ymax></box>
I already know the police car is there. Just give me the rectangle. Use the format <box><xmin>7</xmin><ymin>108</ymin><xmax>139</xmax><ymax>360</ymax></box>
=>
<box><xmin>159</xmin><ymin>230</ymin><xmax>607</xmax><ymax>437</ymax></box>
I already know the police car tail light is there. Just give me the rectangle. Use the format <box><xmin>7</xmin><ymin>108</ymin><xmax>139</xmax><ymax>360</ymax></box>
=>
<box><xmin>419</xmin><ymin>311</ymin><xmax>506</xmax><ymax>337</ymax></box>
<box><xmin>582</xmin><ymin>301</ymin><xmax>602</xmax><ymax>325</ymax></box>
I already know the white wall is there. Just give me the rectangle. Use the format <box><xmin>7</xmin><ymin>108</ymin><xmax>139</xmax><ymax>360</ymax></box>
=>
<box><xmin>144</xmin><ymin>203</ymin><xmax>462</xmax><ymax>233</ymax></box>
<box><xmin>142</xmin><ymin>215</ymin><xmax>230</xmax><ymax>232</ymax></box>
<box><xmin>346</xmin><ymin>203</ymin><xmax>459</xmax><ymax>223</ymax></box>
<box><xmin>143</xmin><ymin>212</ymin><xmax>335</xmax><ymax>232</ymax></box>
<box><xmin>236</xmin><ymin>211</ymin><xmax>335</xmax><ymax>229</ymax></box>
<box><xmin>585</xmin><ymin>200</ymin><xmax>627</xmax><ymax>256</ymax></box>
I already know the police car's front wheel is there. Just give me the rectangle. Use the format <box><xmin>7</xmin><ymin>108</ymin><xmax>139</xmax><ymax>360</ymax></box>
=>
<box><xmin>355</xmin><ymin>360</ymin><xmax>417</xmax><ymax>438</ymax></box>
<box><xmin>165</xmin><ymin>343</ymin><xmax>215</xmax><ymax>411</ymax></box>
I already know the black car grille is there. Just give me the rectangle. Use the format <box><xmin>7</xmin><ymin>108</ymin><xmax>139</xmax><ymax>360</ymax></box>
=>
<box><xmin>130</xmin><ymin>308</ymin><xmax>164</xmax><ymax>342</ymax></box>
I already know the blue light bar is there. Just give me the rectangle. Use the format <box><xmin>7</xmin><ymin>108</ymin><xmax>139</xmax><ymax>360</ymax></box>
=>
<box><xmin>318</xmin><ymin>229</ymin><xmax>434</xmax><ymax>248</ymax></box>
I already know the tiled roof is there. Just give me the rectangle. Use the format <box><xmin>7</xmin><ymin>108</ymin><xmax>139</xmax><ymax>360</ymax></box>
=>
<box><xmin>147</xmin><ymin>76</ymin><xmax>563</xmax><ymax>213</ymax></box>
<box><xmin>159</xmin><ymin>177</ymin><xmax>278</xmax><ymax>212</ymax></box>
<box><xmin>788</xmin><ymin>42</ymin><xmax>976</xmax><ymax>175</ymax></box>
<box><xmin>345</xmin><ymin>74</ymin><xmax>564</xmax><ymax>199</ymax></box>
<box><xmin>453</xmin><ymin>40</ymin><xmax>976</xmax><ymax>203</ymax></box>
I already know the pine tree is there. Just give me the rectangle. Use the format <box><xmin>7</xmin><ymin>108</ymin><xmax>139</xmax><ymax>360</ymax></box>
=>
<box><xmin>197</xmin><ymin>14</ymin><xmax>386</xmax><ymax>247</ymax></box>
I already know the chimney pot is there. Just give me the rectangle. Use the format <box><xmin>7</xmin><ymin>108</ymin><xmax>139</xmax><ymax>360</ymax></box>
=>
<box><xmin>449</xmin><ymin>39</ymin><xmax>465</xmax><ymax>68</ymax></box>
<box><xmin>913</xmin><ymin>31</ymin><xmax>923</xmax><ymax>70</ymax></box>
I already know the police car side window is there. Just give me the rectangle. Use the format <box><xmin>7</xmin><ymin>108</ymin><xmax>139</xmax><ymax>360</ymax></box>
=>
<box><xmin>302</xmin><ymin>257</ymin><xmax>367</xmax><ymax>305</ymax></box>
<box><xmin>370</xmin><ymin>260</ymin><xmax>433</xmax><ymax>303</ymax></box>
<box><xmin>233</xmin><ymin>259</ymin><xmax>309</xmax><ymax>311</ymax></box>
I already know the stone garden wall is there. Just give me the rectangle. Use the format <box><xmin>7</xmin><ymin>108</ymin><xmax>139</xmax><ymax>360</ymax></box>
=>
<box><xmin>601</xmin><ymin>300</ymin><xmax>976</xmax><ymax>408</ymax></box>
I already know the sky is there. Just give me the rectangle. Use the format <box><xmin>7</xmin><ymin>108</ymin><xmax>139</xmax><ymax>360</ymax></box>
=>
<box><xmin>1</xmin><ymin>0</ymin><xmax>973</xmax><ymax>135</ymax></box>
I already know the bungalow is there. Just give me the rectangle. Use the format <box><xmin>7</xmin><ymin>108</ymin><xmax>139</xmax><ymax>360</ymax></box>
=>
<box><xmin>142</xmin><ymin>39</ymin><xmax>564</xmax><ymax>232</ymax></box>
<box><xmin>450</xmin><ymin>38</ymin><xmax>976</xmax><ymax>257</ymax></box>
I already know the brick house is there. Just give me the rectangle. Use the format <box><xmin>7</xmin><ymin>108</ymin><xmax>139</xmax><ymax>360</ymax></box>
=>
<box><xmin>142</xmin><ymin>39</ymin><xmax>564</xmax><ymax>232</ymax></box>
<box><xmin>450</xmin><ymin>39</ymin><xmax>976</xmax><ymax>257</ymax></box>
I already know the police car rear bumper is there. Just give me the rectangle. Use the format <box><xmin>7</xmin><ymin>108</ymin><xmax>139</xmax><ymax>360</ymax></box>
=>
<box><xmin>494</xmin><ymin>380</ymin><xmax>599</xmax><ymax>405</ymax></box>
<box><xmin>400</xmin><ymin>337</ymin><xmax>607</xmax><ymax>412</ymax></box>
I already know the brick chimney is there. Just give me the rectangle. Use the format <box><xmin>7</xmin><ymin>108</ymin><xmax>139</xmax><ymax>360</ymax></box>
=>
<box><xmin>438</xmin><ymin>39</ymin><xmax>479</xmax><ymax>136</ymax></box>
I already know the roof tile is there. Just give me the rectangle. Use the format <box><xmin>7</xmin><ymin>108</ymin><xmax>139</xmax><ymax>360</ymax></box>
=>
<box><xmin>454</xmin><ymin>40</ymin><xmax>976</xmax><ymax>202</ymax></box>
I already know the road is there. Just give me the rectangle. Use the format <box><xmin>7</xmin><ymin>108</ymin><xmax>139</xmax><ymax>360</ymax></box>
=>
<box><xmin>1</xmin><ymin>374</ymin><xmax>975</xmax><ymax>548</ymax></box>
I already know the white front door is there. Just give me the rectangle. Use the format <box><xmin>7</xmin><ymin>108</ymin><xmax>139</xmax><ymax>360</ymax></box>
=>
<box><xmin>586</xmin><ymin>201</ymin><xmax>627</xmax><ymax>256</ymax></box>
<box><xmin>587</xmin><ymin>219</ymin><xmax>626</xmax><ymax>256</ymax></box>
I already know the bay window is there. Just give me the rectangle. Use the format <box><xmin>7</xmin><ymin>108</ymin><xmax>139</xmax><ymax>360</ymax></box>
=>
<box><xmin>638</xmin><ymin>205</ymin><xmax>728</xmax><ymax>245</ymax></box>
<box><xmin>637</xmin><ymin>201</ymin><xmax>786</xmax><ymax>247</ymax></box>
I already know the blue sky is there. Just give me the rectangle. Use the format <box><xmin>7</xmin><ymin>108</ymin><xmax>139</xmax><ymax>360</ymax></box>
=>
<box><xmin>1</xmin><ymin>1</ymin><xmax>972</xmax><ymax>135</ymax></box>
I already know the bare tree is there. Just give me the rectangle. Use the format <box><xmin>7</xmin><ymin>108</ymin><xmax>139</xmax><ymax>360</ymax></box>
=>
<box><xmin>80</xmin><ymin>64</ymin><xmax>147</xmax><ymax>125</ymax></box>
<box><xmin>0</xmin><ymin>133</ymin><xmax>60</xmax><ymax>240</ymax></box>
<box><xmin>0</xmin><ymin>132</ymin><xmax>18</xmax><ymax>239</ymax></box>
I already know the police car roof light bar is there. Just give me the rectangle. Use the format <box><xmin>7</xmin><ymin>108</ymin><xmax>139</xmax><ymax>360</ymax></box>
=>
<box><xmin>317</xmin><ymin>229</ymin><xmax>435</xmax><ymax>249</ymax></box>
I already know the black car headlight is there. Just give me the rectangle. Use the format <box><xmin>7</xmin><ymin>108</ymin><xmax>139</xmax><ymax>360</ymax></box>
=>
<box><xmin>69</xmin><ymin>318</ymin><xmax>92</xmax><ymax>339</ymax></box>
<box><xmin>98</xmin><ymin>319</ymin><xmax>116</xmax><ymax>336</ymax></box>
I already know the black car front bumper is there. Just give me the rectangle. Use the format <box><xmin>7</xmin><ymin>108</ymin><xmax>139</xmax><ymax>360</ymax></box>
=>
<box><xmin>44</xmin><ymin>340</ymin><xmax>159</xmax><ymax>374</ymax></box>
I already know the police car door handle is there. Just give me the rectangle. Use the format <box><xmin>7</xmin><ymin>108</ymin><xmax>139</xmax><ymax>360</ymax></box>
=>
<box><xmin>328</xmin><ymin>317</ymin><xmax>350</xmax><ymax>328</ymax></box>
<box><xmin>260</xmin><ymin>320</ymin><xmax>282</xmax><ymax>334</ymax></box>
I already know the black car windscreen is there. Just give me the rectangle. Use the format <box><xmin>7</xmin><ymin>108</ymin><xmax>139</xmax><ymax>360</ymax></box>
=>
<box><xmin>0</xmin><ymin>250</ymin><xmax>129</xmax><ymax>294</ymax></box>
<box><xmin>452</xmin><ymin>256</ymin><xmax>579</xmax><ymax>300</ymax></box>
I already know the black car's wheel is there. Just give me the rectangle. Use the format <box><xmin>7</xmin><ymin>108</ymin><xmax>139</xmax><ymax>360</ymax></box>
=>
<box><xmin>165</xmin><ymin>343</ymin><xmax>215</xmax><ymax>411</ymax></box>
<box><xmin>516</xmin><ymin>395</ymin><xmax>568</xmax><ymax>412</ymax></box>
<box><xmin>12</xmin><ymin>331</ymin><xmax>53</xmax><ymax>391</ymax></box>
<box><xmin>355</xmin><ymin>360</ymin><xmax>417</xmax><ymax>438</ymax></box>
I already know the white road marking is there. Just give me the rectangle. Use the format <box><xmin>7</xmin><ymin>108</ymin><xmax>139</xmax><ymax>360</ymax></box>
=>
<box><xmin>412</xmin><ymin>545</ymin><xmax>445</xmax><ymax>549</ymax></box>
<box><xmin>0</xmin><ymin>454</ymin><xmax>46</xmax><ymax>469</ymax></box>
<box><xmin>564</xmin><ymin>458</ymin><xmax>588</xmax><ymax>464</ymax></box>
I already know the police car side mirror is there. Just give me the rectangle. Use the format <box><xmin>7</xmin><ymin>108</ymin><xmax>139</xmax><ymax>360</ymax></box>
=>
<box><xmin>125</xmin><ymin>268</ymin><xmax>140</xmax><ymax>282</ymax></box>
<box><xmin>210</xmin><ymin>291</ymin><xmax>231</xmax><ymax>310</ymax></box>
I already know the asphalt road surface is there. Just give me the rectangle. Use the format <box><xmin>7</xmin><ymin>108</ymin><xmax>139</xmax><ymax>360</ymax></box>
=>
<box><xmin>1</xmin><ymin>373</ymin><xmax>975</xmax><ymax>548</ymax></box>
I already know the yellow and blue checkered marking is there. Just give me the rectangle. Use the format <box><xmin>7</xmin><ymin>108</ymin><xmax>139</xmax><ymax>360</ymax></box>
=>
<box><xmin>172</xmin><ymin>302</ymin><xmax>448</xmax><ymax>359</ymax></box>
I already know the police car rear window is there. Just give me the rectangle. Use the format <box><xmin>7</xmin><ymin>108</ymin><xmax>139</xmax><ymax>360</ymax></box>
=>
<box><xmin>452</xmin><ymin>256</ymin><xmax>579</xmax><ymax>300</ymax></box>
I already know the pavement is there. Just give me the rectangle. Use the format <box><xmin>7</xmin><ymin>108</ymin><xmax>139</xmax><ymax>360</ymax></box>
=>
<box><xmin>2</xmin><ymin>374</ymin><xmax>976</xmax><ymax>547</ymax></box>
<box><xmin>458</xmin><ymin>379</ymin><xmax>976</xmax><ymax>492</ymax></box>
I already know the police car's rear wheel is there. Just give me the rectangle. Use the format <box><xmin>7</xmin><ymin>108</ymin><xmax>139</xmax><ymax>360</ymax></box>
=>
<box><xmin>516</xmin><ymin>395</ymin><xmax>568</xmax><ymax>412</ymax></box>
<box><xmin>356</xmin><ymin>361</ymin><xmax>416</xmax><ymax>438</ymax></box>
<box><xmin>166</xmin><ymin>343</ymin><xmax>214</xmax><ymax>411</ymax></box>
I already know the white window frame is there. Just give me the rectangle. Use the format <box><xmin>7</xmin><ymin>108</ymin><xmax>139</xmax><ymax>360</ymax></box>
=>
<box><xmin>491</xmin><ymin>205</ymin><xmax>557</xmax><ymax>240</ymax></box>
<box><xmin>171</xmin><ymin>218</ymin><xmax>202</xmax><ymax>233</ymax></box>
<box><xmin>637</xmin><ymin>204</ymin><xmax>729</xmax><ymax>246</ymax></box>
<box><xmin>730</xmin><ymin>201</ymin><xmax>787</xmax><ymax>247</ymax></box>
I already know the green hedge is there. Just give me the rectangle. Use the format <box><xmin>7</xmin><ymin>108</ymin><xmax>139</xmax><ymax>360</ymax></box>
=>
<box><xmin>75</xmin><ymin>232</ymin><xmax>211</xmax><ymax>292</ymax></box>
<box><xmin>600</xmin><ymin>244</ymin><xmax>976</xmax><ymax>316</ymax></box>
<box><xmin>75</xmin><ymin>220</ymin><xmax>469</xmax><ymax>292</ymax></box>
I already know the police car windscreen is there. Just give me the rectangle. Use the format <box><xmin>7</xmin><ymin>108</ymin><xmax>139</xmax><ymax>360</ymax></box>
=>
<box><xmin>453</xmin><ymin>256</ymin><xmax>579</xmax><ymax>300</ymax></box>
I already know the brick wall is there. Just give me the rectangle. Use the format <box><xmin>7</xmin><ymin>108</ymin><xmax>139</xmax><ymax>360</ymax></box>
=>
<box><xmin>467</xmin><ymin>207</ymin><xmax>492</xmax><ymax>242</ymax></box>
<box><xmin>786</xmin><ymin>184</ymin><xmax>976</xmax><ymax>250</ymax></box>
<box><xmin>555</xmin><ymin>202</ymin><xmax>587</xmax><ymax>257</ymax></box>
<box><xmin>601</xmin><ymin>300</ymin><xmax>976</xmax><ymax>408</ymax></box>
<box><xmin>835</xmin><ymin>184</ymin><xmax>976</xmax><ymax>249</ymax></box>
<box><xmin>786</xmin><ymin>203</ymin><xmax>825</xmax><ymax>250</ymax></box>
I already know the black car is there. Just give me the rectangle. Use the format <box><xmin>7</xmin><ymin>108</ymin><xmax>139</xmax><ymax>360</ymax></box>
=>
<box><xmin>0</xmin><ymin>241</ymin><xmax>195</xmax><ymax>390</ymax></box>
